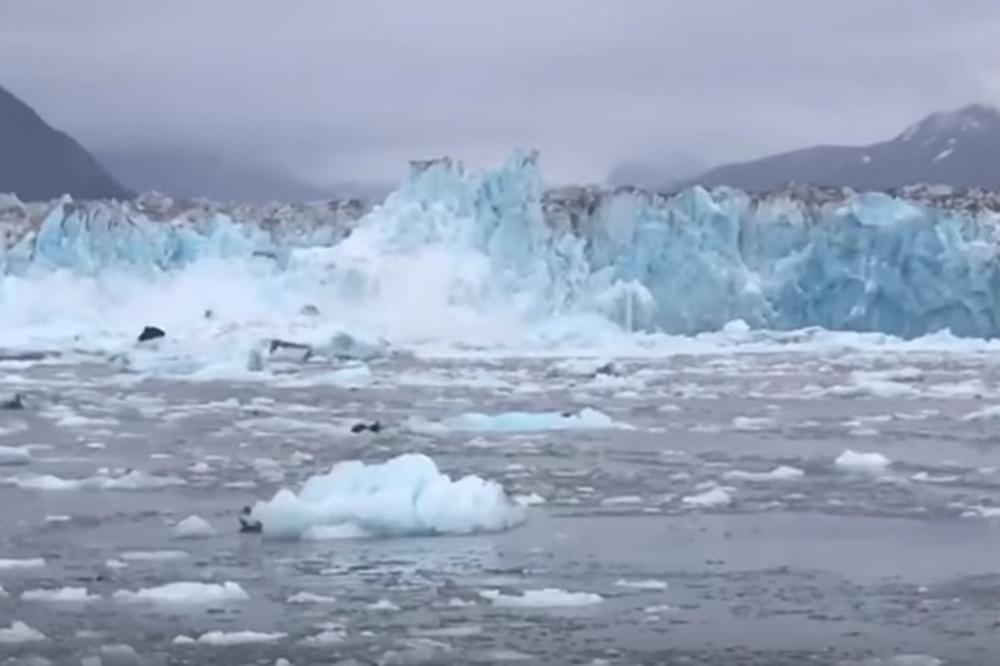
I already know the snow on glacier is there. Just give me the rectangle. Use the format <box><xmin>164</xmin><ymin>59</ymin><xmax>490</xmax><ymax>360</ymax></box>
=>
<box><xmin>3</xmin><ymin>152</ymin><xmax>1000</xmax><ymax>357</ymax></box>
<box><xmin>250</xmin><ymin>453</ymin><xmax>526</xmax><ymax>540</ymax></box>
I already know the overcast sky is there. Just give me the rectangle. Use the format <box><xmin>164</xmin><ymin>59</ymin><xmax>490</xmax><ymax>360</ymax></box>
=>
<box><xmin>2</xmin><ymin>1</ymin><xmax>999</xmax><ymax>188</ymax></box>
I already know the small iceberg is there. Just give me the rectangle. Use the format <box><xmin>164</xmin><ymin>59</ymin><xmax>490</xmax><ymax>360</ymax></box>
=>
<box><xmin>251</xmin><ymin>453</ymin><xmax>526</xmax><ymax>540</ymax></box>
<box><xmin>416</xmin><ymin>407</ymin><xmax>625</xmax><ymax>433</ymax></box>
<box><xmin>835</xmin><ymin>449</ymin><xmax>891</xmax><ymax>474</ymax></box>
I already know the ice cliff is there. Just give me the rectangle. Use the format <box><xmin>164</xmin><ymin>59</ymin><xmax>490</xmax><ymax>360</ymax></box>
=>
<box><xmin>3</xmin><ymin>152</ymin><xmax>1000</xmax><ymax>343</ymax></box>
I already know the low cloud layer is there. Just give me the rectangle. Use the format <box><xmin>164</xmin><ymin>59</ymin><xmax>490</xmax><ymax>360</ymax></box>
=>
<box><xmin>2</xmin><ymin>1</ymin><xmax>999</xmax><ymax>188</ymax></box>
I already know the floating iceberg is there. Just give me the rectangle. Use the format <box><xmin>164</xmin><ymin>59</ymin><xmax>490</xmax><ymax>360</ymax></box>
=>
<box><xmin>113</xmin><ymin>581</ymin><xmax>249</xmax><ymax>604</ymax></box>
<box><xmin>835</xmin><ymin>449</ymin><xmax>892</xmax><ymax>474</ymax></box>
<box><xmin>171</xmin><ymin>515</ymin><xmax>217</xmax><ymax>539</ymax></box>
<box><xmin>174</xmin><ymin>630</ymin><xmax>287</xmax><ymax>647</ymax></box>
<box><xmin>479</xmin><ymin>588</ymin><xmax>604</xmax><ymax>608</ymax></box>
<box><xmin>21</xmin><ymin>586</ymin><xmax>98</xmax><ymax>602</ymax></box>
<box><xmin>251</xmin><ymin>453</ymin><xmax>526</xmax><ymax>540</ymax></box>
<box><xmin>4</xmin><ymin>153</ymin><xmax>1000</xmax><ymax>356</ymax></box>
<box><xmin>432</xmin><ymin>407</ymin><xmax>621</xmax><ymax>432</ymax></box>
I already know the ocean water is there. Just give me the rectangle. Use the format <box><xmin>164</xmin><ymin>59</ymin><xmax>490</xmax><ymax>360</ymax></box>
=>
<box><xmin>2</xmin><ymin>348</ymin><xmax>1000</xmax><ymax>664</ymax></box>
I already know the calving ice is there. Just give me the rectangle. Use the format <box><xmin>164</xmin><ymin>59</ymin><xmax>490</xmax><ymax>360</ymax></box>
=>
<box><xmin>2</xmin><ymin>151</ymin><xmax>1000</xmax><ymax>351</ymax></box>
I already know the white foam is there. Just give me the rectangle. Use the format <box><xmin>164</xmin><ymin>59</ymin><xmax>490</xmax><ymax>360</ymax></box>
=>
<box><xmin>835</xmin><ymin>450</ymin><xmax>891</xmax><ymax>474</ymax></box>
<box><xmin>171</xmin><ymin>515</ymin><xmax>217</xmax><ymax>539</ymax></box>
<box><xmin>367</xmin><ymin>598</ymin><xmax>401</xmax><ymax>611</ymax></box>
<box><xmin>253</xmin><ymin>453</ymin><xmax>526</xmax><ymax>540</ymax></box>
<box><xmin>0</xmin><ymin>621</ymin><xmax>47</xmax><ymax>644</ymax></box>
<box><xmin>114</xmin><ymin>581</ymin><xmax>249</xmax><ymax>604</ymax></box>
<box><xmin>480</xmin><ymin>588</ymin><xmax>603</xmax><ymax>608</ymax></box>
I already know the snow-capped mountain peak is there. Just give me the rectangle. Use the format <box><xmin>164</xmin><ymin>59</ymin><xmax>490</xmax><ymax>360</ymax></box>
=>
<box><xmin>690</xmin><ymin>102</ymin><xmax>1000</xmax><ymax>191</ymax></box>
<box><xmin>898</xmin><ymin>103</ymin><xmax>1000</xmax><ymax>142</ymax></box>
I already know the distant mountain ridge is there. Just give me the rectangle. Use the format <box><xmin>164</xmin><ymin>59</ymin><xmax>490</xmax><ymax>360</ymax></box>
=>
<box><xmin>97</xmin><ymin>150</ymin><xmax>345</xmax><ymax>204</ymax></box>
<box><xmin>0</xmin><ymin>83</ymin><xmax>129</xmax><ymax>201</ymax></box>
<box><xmin>686</xmin><ymin>103</ymin><xmax>1000</xmax><ymax>192</ymax></box>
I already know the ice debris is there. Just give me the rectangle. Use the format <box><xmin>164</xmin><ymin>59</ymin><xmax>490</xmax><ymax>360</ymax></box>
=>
<box><xmin>251</xmin><ymin>453</ymin><xmax>526</xmax><ymax>540</ymax></box>
<box><xmin>0</xmin><ymin>621</ymin><xmax>47</xmax><ymax>644</ymax></box>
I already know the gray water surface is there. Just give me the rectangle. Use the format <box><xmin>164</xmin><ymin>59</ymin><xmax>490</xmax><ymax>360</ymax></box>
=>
<box><xmin>2</xmin><ymin>350</ymin><xmax>1000</xmax><ymax>665</ymax></box>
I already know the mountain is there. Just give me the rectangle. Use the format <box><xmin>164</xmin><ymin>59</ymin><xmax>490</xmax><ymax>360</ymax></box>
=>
<box><xmin>687</xmin><ymin>103</ymin><xmax>1000</xmax><ymax>192</ymax></box>
<box><xmin>0</xmin><ymin>84</ymin><xmax>129</xmax><ymax>201</ymax></box>
<box><xmin>98</xmin><ymin>150</ymin><xmax>393</xmax><ymax>203</ymax></box>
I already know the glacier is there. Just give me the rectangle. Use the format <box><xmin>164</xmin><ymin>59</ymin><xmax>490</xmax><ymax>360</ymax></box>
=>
<box><xmin>2</xmin><ymin>151</ymin><xmax>1000</xmax><ymax>354</ymax></box>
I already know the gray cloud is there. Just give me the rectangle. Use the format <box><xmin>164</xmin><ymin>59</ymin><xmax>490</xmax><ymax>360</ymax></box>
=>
<box><xmin>2</xmin><ymin>0</ymin><xmax>999</xmax><ymax>188</ymax></box>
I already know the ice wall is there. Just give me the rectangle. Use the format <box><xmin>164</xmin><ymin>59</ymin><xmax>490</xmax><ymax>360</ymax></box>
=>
<box><xmin>3</xmin><ymin>154</ymin><xmax>1000</xmax><ymax>343</ymax></box>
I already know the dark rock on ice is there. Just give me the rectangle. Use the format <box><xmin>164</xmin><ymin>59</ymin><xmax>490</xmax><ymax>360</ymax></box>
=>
<box><xmin>300</xmin><ymin>304</ymin><xmax>320</xmax><ymax>316</ymax></box>
<box><xmin>267</xmin><ymin>339</ymin><xmax>313</xmax><ymax>362</ymax></box>
<box><xmin>350</xmin><ymin>421</ymin><xmax>382</xmax><ymax>434</ymax></box>
<box><xmin>137</xmin><ymin>326</ymin><xmax>165</xmax><ymax>343</ymax></box>
<box><xmin>327</xmin><ymin>331</ymin><xmax>391</xmax><ymax>361</ymax></box>
<box><xmin>594</xmin><ymin>361</ymin><xmax>622</xmax><ymax>377</ymax></box>
<box><xmin>0</xmin><ymin>393</ymin><xmax>24</xmax><ymax>410</ymax></box>
<box><xmin>239</xmin><ymin>506</ymin><xmax>262</xmax><ymax>534</ymax></box>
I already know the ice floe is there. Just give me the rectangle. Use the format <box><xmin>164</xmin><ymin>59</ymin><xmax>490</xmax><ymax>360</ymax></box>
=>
<box><xmin>21</xmin><ymin>586</ymin><xmax>98</xmax><ymax>602</ymax></box>
<box><xmin>118</xmin><ymin>549</ymin><xmax>189</xmax><ymax>562</ymax></box>
<box><xmin>723</xmin><ymin>466</ymin><xmax>804</xmax><ymax>482</ymax></box>
<box><xmin>0</xmin><ymin>557</ymin><xmax>45</xmax><ymax>570</ymax></box>
<box><xmin>6</xmin><ymin>469</ymin><xmax>186</xmax><ymax>491</ymax></box>
<box><xmin>114</xmin><ymin>581</ymin><xmax>249</xmax><ymax>604</ymax></box>
<box><xmin>286</xmin><ymin>591</ymin><xmax>337</xmax><ymax>604</ymax></box>
<box><xmin>480</xmin><ymin>588</ymin><xmax>603</xmax><ymax>608</ymax></box>
<box><xmin>835</xmin><ymin>450</ymin><xmax>892</xmax><ymax>474</ymax></box>
<box><xmin>0</xmin><ymin>621</ymin><xmax>47</xmax><ymax>644</ymax></box>
<box><xmin>681</xmin><ymin>486</ymin><xmax>733</xmax><ymax>508</ymax></box>
<box><xmin>413</xmin><ymin>407</ymin><xmax>625</xmax><ymax>433</ymax></box>
<box><xmin>614</xmin><ymin>579</ymin><xmax>669</xmax><ymax>591</ymax></box>
<box><xmin>0</xmin><ymin>445</ymin><xmax>31</xmax><ymax>465</ymax></box>
<box><xmin>174</xmin><ymin>630</ymin><xmax>287</xmax><ymax>646</ymax></box>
